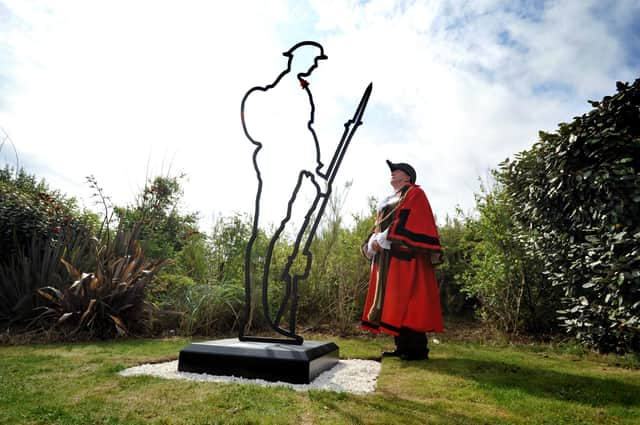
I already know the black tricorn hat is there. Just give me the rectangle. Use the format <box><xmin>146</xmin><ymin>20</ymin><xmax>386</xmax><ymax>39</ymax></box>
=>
<box><xmin>386</xmin><ymin>160</ymin><xmax>416</xmax><ymax>183</ymax></box>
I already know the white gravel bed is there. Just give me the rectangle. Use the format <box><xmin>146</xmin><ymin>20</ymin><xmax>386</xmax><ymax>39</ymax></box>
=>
<box><xmin>119</xmin><ymin>359</ymin><xmax>381</xmax><ymax>394</ymax></box>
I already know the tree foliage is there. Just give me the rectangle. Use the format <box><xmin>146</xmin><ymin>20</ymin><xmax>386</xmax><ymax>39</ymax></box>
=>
<box><xmin>0</xmin><ymin>166</ymin><xmax>97</xmax><ymax>258</ymax></box>
<box><xmin>437</xmin><ymin>214</ymin><xmax>475</xmax><ymax>316</ymax></box>
<box><xmin>114</xmin><ymin>174</ymin><xmax>206</xmax><ymax>319</ymax></box>
<box><xmin>500</xmin><ymin>79</ymin><xmax>640</xmax><ymax>352</ymax></box>
<box><xmin>460</xmin><ymin>179</ymin><xmax>560</xmax><ymax>334</ymax></box>
<box><xmin>115</xmin><ymin>174</ymin><xmax>199</xmax><ymax>260</ymax></box>
<box><xmin>303</xmin><ymin>187</ymin><xmax>374</xmax><ymax>334</ymax></box>
<box><xmin>178</xmin><ymin>213</ymin><xmax>252</xmax><ymax>335</ymax></box>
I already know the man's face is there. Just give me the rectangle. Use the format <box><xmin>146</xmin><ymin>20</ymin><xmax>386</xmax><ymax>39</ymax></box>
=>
<box><xmin>390</xmin><ymin>170</ymin><xmax>410</xmax><ymax>189</ymax></box>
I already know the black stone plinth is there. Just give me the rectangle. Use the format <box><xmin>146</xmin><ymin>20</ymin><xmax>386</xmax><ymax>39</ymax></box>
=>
<box><xmin>178</xmin><ymin>338</ymin><xmax>339</xmax><ymax>384</ymax></box>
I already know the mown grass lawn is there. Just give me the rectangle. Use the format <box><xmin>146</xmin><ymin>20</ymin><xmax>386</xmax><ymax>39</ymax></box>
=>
<box><xmin>1</xmin><ymin>333</ymin><xmax>639</xmax><ymax>425</ymax></box>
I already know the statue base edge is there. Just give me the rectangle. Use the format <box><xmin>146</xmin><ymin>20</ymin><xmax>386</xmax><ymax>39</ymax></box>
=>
<box><xmin>178</xmin><ymin>338</ymin><xmax>339</xmax><ymax>384</ymax></box>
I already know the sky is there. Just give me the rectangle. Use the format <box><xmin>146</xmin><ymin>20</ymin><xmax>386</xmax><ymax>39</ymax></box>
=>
<box><xmin>1</xmin><ymin>0</ymin><xmax>639</xmax><ymax>232</ymax></box>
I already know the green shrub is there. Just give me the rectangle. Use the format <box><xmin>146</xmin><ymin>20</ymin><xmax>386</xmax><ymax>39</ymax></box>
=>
<box><xmin>438</xmin><ymin>214</ymin><xmax>476</xmax><ymax>316</ymax></box>
<box><xmin>501</xmin><ymin>79</ymin><xmax>640</xmax><ymax>353</ymax></box>
<box><xmin>148</xmin><ymin>271</ymin><xmax>198</xmax><ymax>310</ymax></box>
<box><xmin>178</xmin><ymin>282</ymin><xmax>244</xmax><ymax>336</ymax></box>
<box><xmin>0</xmin><ymin>167</ymin><xmax>97</xmax><ymax>258</ymax></box>
<box><xmin>302</xmin><ymin>191</ymin><xmax>374</xmax><ymax>334</ymax></box>
<box><xmin>460</xmin><ymin>180</ymin><xmax>560</xmax><ymax>334</ymax></box>
<box><xmin>114</xmin><ymin>175</ymin><xmax>199</xmax><ymax>261</ymax></box>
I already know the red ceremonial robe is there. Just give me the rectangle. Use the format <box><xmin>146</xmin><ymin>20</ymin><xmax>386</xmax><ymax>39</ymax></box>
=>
<box><xmin>361</xmin><ymin>184</ymin><xmax>443</xmax><ymax>336</ymax></box>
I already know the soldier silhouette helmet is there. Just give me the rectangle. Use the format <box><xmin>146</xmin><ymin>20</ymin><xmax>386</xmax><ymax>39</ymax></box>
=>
<box><xmin>283</xmin><ymin>41</ymin><xmax>328</xmax><ymax>77</ymax></box>
<box><xmin>283</xmin><ymin>41</ymin><xmax>328</xmax><ymax>60</ymax></box>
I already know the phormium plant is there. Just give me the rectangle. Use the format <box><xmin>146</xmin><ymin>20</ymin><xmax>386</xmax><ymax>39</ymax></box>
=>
<box><xmin>36</xmin><ymin>226</ymin><xmax>164</xmax><ymax>338</ymax></box>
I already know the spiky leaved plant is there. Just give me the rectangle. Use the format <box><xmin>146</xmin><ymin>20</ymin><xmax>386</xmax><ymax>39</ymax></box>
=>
<box><xmin>36</xmin><ymin>225</ymin><xmax>163</xmax><ymax>338</ymax></box>
<box><xmin>0</xmin><ymin>227</ymin><xmax>94</xmax><ymax>324</ymax></box>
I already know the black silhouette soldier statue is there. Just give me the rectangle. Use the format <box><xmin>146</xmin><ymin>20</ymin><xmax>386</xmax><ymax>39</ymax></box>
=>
<box><xmin>240</xmin><ymin>41</ymin><xmax>371</xmax><ymax>344</ymax></box>
<box><xmin>177</xmin><ymin>41</ymin><xmax>371</xmax><ymax>384</ymax></box>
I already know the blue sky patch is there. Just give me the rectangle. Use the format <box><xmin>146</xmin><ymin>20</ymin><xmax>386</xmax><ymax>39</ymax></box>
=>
<box><xmin>532</xmin><ymin>81</ymin><xmax>575</xmax><ymax>98</ymax></box>
<box><xmin>497</xmin><ymin>30</ymin><xmax>529</xmax><ymax>54</ymax></box>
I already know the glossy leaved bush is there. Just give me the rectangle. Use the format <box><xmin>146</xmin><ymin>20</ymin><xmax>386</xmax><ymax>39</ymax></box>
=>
<box><xmin>500</xmin><ymin>79</ymin><xmax>640</xmax><ymax>353</ymax></box>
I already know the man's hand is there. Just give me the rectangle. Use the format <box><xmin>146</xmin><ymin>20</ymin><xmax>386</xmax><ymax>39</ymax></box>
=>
<box><xmin>371</xmin><ymin>240</ymin><xmax>383</xmax><ymax>253</ymax></box>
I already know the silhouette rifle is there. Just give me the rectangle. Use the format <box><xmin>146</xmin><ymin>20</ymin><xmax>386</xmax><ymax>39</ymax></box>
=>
<box><xmin>240</xmin><ymin>80</ymin><xmax>372</xmax><ymax>345</ymax></box>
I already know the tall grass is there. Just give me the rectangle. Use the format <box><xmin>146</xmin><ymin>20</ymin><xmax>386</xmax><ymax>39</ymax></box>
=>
<box><xmin>178</xmin><ymin>282</ymin><xmax>244</xmax><ymax>335</ymax></box>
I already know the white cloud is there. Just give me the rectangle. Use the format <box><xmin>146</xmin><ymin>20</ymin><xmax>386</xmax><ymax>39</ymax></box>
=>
<box><xmin>1</xmin><ymin>0</ymin><xmax>291</xmax><ymax>226</ymax></box>
<box><xmin>305</xmin><ymin>0</ymin><xmax>639</xmax><ymax>223</ymax></box>
<box><xmin>0</xmin><ymin>0</ymin><xmax>638</xmax><ymax>232</ymax></box>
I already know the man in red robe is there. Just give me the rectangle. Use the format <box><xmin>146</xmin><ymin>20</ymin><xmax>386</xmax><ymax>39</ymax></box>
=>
<box><xmin>361</xmin><ymin>160</ymin><xmax>443</xmax><ymax>360</ymax></box>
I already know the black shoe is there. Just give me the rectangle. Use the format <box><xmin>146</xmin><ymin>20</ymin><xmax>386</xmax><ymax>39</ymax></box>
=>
<box><xmin>382</xmin><ymin>350</ymin><xmax>402</xmax><ymax>357</ymax></box>
<box><xmin>400</xmin><ymin>351</ymin><xmax>429</xmax><ymax>361</ymax></box>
